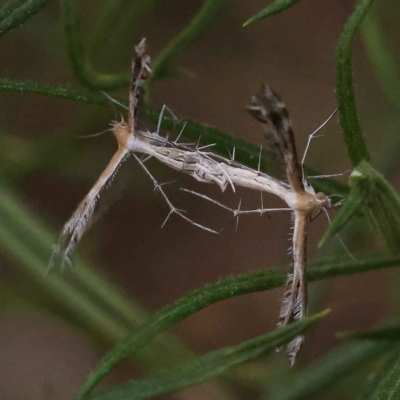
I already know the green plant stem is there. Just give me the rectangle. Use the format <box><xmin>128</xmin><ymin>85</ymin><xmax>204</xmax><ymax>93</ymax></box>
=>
<box><xmin>336</xmin><ymin>0</ymin><xmax>373</xmax><ymax>166</ymax></box>
<box><xmin>88</xmin><ymin>0</ymin><xmax>157</xmax><ymax>62</ymax></box>
<box><xmin>0</xmin><ymin>217</ymin><xmax>126</xmax><ymax>344</ymax></box>
<box><xmin>76</xmin><ymin>254</ymin><xmax>400</xmax><ymax>398</ymax></box>
<box><xmin>361</xmin><ymin>8</ymin><xmax>400</xmax><ymax>110</ymax></box>
<box><xmin>146</xmin><ymin>0</ymin><xmax>227</xmax><ymax>94</ymax></box>
<box><xmin>0</xmin><ymin>77</ymin><xmax>111</xmax><ymax>104</ymax></box>
<box><xmin>0</xmin><ymin>0</ymin><xmax>50</xmax><ymax>38</ymax></box>
<box><xmin>87</xmin><ymin>0</ymin><xmax>129</xmax><ymax>60</ymax></box>
<box><xmin>60</xmin><ymin>0</ymin><xmax>129</xmax><ymax>90</ymax></box>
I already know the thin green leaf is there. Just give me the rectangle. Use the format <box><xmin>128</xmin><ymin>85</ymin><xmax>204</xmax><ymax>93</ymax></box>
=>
<box><xmin>0</xmin><ymin>77</ymin><xmax>111</xmax><ymax>105</ymax></box>
<box><xmin>87</xmin><ymin>0</ymin><xmax>156</xmax><ymax>61</ymax></box>
<box><xmin>0</xmin><ymin>0</ymin><xmax>50</xmax><ymax>38</ymax></box>
<box><xmin>0</xmin><ymin>0</ymin><xmax>25</xmax><ymax>18</ymax></box>
<box><xmin>351</xmin><ymin>161</ymin><xmax>400</xmax><ymax>253</ymax></box>
<box><xmin>76</xmin><ymin>253</ymin><xmax>400</xmax><ymax>398</ymax></box>
<box><xmin>146</xmin><ymin>0</ymin><xmax>227</xmax><ymax>93</ymax></box>
<box><xmin>87</xmin><ymin>0</ymin><xmax>127</xmax><ymax>55</ymax></box>
<box><xmin>319</xmin><ymin>178</ymin><xmax>364</xmax><ymax>247</ymax></box>
<box><xmin>339</xmin><ymin>321</ymin><xmax>400</xmax><ymax>341</ymax></box>
<box><xmin>268</xmin><ymin>341</ymin><xmax>393</xmax><ymax>400</ymax></box>
<box><xmin>60</xmin><ymin>0</ymin><xmax>129</xmax><ymax>90</ymax></box>
<box><xmin>321</xmin><ymin>161</ymin><xmax>400</xmax><ymax>251</ymax></box>
<box><xmin>357</xmin><ymin>346</ymin><xmax>400</xmax><ymax>400</ymax></box>
<box><xmin>86</xmin><ymin>311</ymin><xmax>329</xmax><ymax>400</ymax></box>
<box><xmin>0</xmin><ymin>185</ymin><xmax>195</xmax><ymax>370</ymax></box>
<box><xmin>361</xmin><ymin>9</ymin><xmax>400</xmax><ymax>180</ymax></box>
<box><xmin>361</xmin><ymin>8</ymin><xmax>400</xmax><ymax>110</ymax></box>
<box><xmin>0</xmin><ymin>77</ymin><xmax>263</xmax><ymax>168</ymax></box>
<box><xmin>74</xmin><ymin>270</ymin><xmax>284</xmax><ymax>399</ymax></box>
<box><xmin>336</xmin><ymin>0</ymin><xmax>373</xmax><ymax>166</ymax></box>
<box><xmin>243</xmin><ymin>0</ymin><xmax>300</xmax><ymax>27</ymax></box>
<box><xmin>306</xmin><ymin>253</ymin><xmax>400</xmax><ymax>280</ymax></box>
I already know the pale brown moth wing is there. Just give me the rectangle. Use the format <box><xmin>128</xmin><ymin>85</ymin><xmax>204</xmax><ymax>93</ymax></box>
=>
<box><xmin>278</xmin><ymin>212</ymin><xmax>308</xmax><ymax>365</ymax></box>
<box><xmin>247</xmin><ymin>85</ymin><xmax>310</xmax><ymax>365</ymax></box>
<box><xmin>49</xmin><ymin>149</ymin><xmax>130</xmax><ymax>270</ymax></box>
<box><xmin>246</xmin><ymin>84</ymin><xmax>304</xmax><ymax>193</ymax></box>
<box><xmin>128</xmin><ymin>38</ymin><xmax>151</xmax><ymax>134</ymax></box>
<box><xmin>50</xmin><ymin>40</ymin><xmax>150</xmax><ymax>270</ymax></box>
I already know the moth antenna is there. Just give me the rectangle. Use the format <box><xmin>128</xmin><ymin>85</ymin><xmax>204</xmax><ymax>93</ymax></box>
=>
<box><xmin>102</xmin><ymin>91</ymin><xmax>129</xmax><ymax>111</ymax></box>
<box><xmin>301</xmin><ymin>107</ymin><xmax>338</xmax><ymax>180</ymax></box>
<box><xmin>73</xmin><ymin>128</ymin><xmax>112</xmax><ymax>139</ymax></box>
<box><xmin>307</xmin><ymin>170</ymin><xmax>351</xmax><ymax>180</ymax></box>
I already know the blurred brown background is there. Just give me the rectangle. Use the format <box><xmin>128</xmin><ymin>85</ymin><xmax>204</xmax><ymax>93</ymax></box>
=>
<box><xmin>1</xmin><ymin>0</ymin><xmax>400</xmax><ymax>399</ymax></box>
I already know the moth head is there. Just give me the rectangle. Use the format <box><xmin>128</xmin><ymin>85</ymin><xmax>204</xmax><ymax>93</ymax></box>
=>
<box><xmin>315</xmin><ymin>192</ymin><xmax>331</xmax><ymax>208</ymax></box>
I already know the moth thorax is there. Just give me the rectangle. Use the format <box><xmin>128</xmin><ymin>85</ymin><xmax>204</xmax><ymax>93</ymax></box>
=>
<box><xmin>284</xmin><ymin>191</ymin><xmax>329</xmax><ymax>213</ymax></box>
<box><xmin>315</xmin><ymin>192</ymin><xmax>331</xmax><ymax>208</ymax></box>
<box><xmin>112</xmin><ymin>121</ymin><xmax>131</xmax><ymax>148</ymax></box>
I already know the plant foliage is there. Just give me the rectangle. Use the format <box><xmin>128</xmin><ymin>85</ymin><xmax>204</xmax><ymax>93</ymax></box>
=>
<box><xmin>1</xmin><ymin>0</ymin><xmax>400</xmax><ymax>399</ymax></box>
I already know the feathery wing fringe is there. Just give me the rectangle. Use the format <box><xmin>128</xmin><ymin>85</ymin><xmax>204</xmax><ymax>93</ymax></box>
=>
<box><xmin>278</xmin><ymin>271</ymin><xmax>306</xmax><ymax>366</ymax></box>
<box><xmin>278</xmin><ymin>212</ymin><xmax>308</xmax><ymax>365</ymax></box>
<box><xmin>49</xmin><ymin>149</ymin><xmax>129</xmax><ymax>271</ymax></box>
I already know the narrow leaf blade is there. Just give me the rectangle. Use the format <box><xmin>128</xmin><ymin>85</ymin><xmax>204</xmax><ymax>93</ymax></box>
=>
<box><xmin>319</xmin><ymin>175</ymin><xmax>365</xmax><ymax>247</ymax></box>
<box><xmin>0</xmin><ymin>0</ymin><xmax>50</xmax><ymax>38</ymax></box>
<box><xmin>86</xmin><ymin>311</ymin><xmax>329</xmax><ymax>400</ymax></box>
<box><xmin>352</xmin><ymin>162</ymin><xmax>400</xmax><ymax>253</ymax></box>
<box><xmin>357</xmin><ymin>346</ymin><xmax>400</xmax><ymax>400</ymax></box>
<box><xmin>339</xmin><ymin>321</ymin><xmax>400</xmax><ymax>341</ymax></box>
<box><xmin>243</xmin><ymin>0</ymin><xmax>300</xmax><ymax>27</ymax></box>
<box><xmin>269</xmin><ymin>341</ymin><xmax>393</xmax><ymax>400</ymax></box>
<box><xmin>336</xmin><ymin>0</ymin><xmax>373</xmax><ymax>166</ymax></box>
